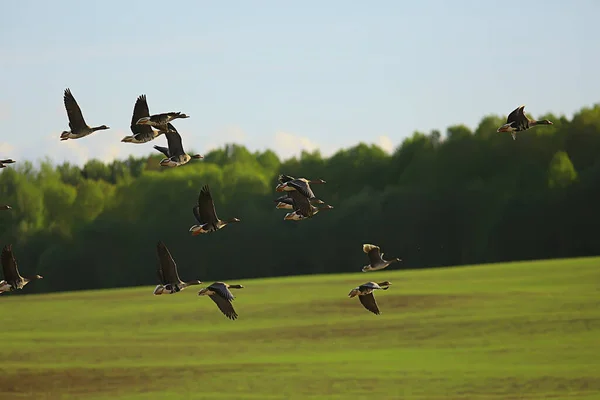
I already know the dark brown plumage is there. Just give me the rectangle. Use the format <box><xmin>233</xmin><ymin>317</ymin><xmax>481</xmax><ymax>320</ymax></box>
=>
<box><xmin>198</xmin><ymin>282</ymin><xmax>244</xmax><ymax>320</ymax></box>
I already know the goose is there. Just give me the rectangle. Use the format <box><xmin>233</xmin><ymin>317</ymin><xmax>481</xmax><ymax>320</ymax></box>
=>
<box><xmin>284</xmin><ymin>204</ymin><xmax>334</xmax><ymax>221</ymax></box>
<box><xmin>189</xmin><ymin>185</ymin><xmax>241</xmax><ymax>235</ymax></box>
<box><xmin>0</xmin><ymin>159</ymin><xmax>15</xmax><ymax>168</ymax></box>
<box><xmin>275</xmin><ymin>174</ymin><xmax>326</xmax><ymax>199</ymax></box>
<box><xmin>136</xmin><ymin>111</ymin><xmax>189</xmax><ymax>132</ymax></box>
<box><xmin>153</xmin><ymin>124</ymin><xmax>203</xmax><ymax>167</ymax></box>
<box><xmin>274</xmin><ymin>192</ymin><xmax>324</xmax><ymax>210</ymax></box>
<box><xmin>153</xmin><ymin>241</ymin><xmax>202</xmax><ymax>295</ymax></box>
<box><xmin>497</xmin><ymin>105</ymin><xmax>553</xmax><ymax>140</ymax></box>
<box><xmin>282</xmin><ymin>190</ymin><xmax>333</xmax><ymax>220</ymax></box>
<box><xmin>348</xmin><ymin>281</ymin><xmax>391</xmax><ymax>315</ymax></box>
<box><xmin>60</xmin><ymin>88</ymin><xmax>109</xmax><ymax>141</ymax></box>
<box><xmin>198</xmin><ymin>282</ymin><xmax>244</xmax><ymax>320</ymax></box>
<box><xmin>0</xmin><ymin>205</ymin><xmax>11</xmax><ymax>211</ymax></box>
<box><xmin>121</xmin><ymin>95</ymin><xmax>167</xmax><ymax>144</ymax></box>
<box><xmin>361</xmin><ymin>244</ymin><xmax>401</xmax><ymax>272</ymax></box>
<box><xmin>0</xmin><ymin>244</ymin><xmax>43</xmax><ymax>294</ymax></box>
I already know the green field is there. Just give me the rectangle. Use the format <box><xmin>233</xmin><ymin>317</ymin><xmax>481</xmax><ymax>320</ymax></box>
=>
<box><xmin>2</xmin><ymin>257</ymin><xmax>599</xmax><ymax>399</ymax></box>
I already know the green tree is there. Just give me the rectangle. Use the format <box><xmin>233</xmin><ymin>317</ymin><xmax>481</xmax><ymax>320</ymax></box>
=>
<box><xmin>548</xmin><ymin>151</ymin><xmax>578</xmax><ymax>189</ymax></box>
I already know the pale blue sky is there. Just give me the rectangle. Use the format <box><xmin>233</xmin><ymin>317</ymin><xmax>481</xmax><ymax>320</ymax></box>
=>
<box><xmin>1</xmin><ymin>0</ymin><xmax>599</xmax><ymax>166</ymax></box>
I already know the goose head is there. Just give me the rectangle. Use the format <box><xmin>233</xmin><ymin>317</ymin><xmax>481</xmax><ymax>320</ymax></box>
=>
<box><xmin>348</xmin><ymin>288</ymin><xmax>360</xmax><ymax>298</ymax></box>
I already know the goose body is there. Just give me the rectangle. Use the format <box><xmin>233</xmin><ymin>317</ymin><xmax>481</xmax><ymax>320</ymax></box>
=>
<box><xmin>198</xmin><ymin>282</ymin><xmax>244</xmax><ymax>320</ymax></box>
<box><xmin>0</xmin><ymin>244</ymin><xmax>43</xmax><ymax>293</ymax></box>
<box><xmin>189</xmin><ymin>185</ymin><xmax>241</xmax><ymax>235</ymax></box>
<box><xmin>153</xmin><ymin>124</ymin><xmax>203</xmax><ymax>167</ymax></box>
<box><xmin>274</xmin><ymin>193</ymin><xmax>324</xmax><ymax>210</ymax></box>
<box><xmin>497</xmin><ymin>105</ymin><xmax>553</xmax><ymax>140</ymax></box>
<box><xmin>121</xmin><ymin>95</ymin><xmax>166</xmax><ymax>144</ymax></box>
<box><xmin>153</xmin><ymin>241</ymin><xmax>201</xmax><ymax>295</ymax></box>
<box><xmin>0</xmin><ymin>159</ymin><xmax>15</xmax><ymax>168</ymax></box>
<box><xmin>361</xmin><ymin>244</ymin><xmax>401</xmax><ymax>272</ymax></box>
<box><xmin>275</xmin><ymin>174</ymin><xmax>326</xmax><ymax>199</ymax></box>
<box><xmin>60</xmin><ymin>88</ymin><xmax>109</xmax><ymax>140</ymax></box>
<box><xmin>0</xmin><ymin>205</ymin><xmax>11</xmax><ymax>211</ymax></box>
<box><xmin>136</xmin><ymin>112</ymin><xmax>189</xmax><ymax>132</ymax></box>
<box><xmin>281</xmin><ymin>189</ymin><xmax>333</xmax><ymax>220</ymax></box>
<box><xmin>348</xmin><ymin>281</ymin><xmax>391</xmax><ymax>315</ymax></box>
<box><xmin>283</xmin><ymin>204</ymin><xmax>333</xmax><ymax>221</ymax></box>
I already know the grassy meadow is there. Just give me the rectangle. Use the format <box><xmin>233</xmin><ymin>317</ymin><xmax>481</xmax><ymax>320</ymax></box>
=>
<box><xmin>2</xmin><ymin>257</ymin><xmax>599</xmax><ymax>399</ymax></box>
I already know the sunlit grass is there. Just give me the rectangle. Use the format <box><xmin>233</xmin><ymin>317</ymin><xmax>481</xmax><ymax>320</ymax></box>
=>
<box><xmin>2</xmin><ymin>257</ymin><xmax>600</xmax><ymax>399</ymax></box>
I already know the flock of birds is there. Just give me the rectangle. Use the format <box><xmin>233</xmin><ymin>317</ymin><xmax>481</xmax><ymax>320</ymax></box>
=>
<box><xmin>0</xmin><ymin>89</ymin><xmax>555</xmax><ymax>318</ymax></box>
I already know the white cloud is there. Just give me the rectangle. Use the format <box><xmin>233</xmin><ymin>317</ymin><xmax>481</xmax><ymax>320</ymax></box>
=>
<box><xmin>273</xmin><ymin>131</ymin><xmax>320</xmax><ymax>160</ymax></box>
<box><xmin>0</xmin><ymin>143</ymin><xmax>15</xmax><ymax>156</ymax></box>
<box><xmin>377</xmin><ymin>135</ymin><xmax>394</xmax><ymax>153</ymax></box>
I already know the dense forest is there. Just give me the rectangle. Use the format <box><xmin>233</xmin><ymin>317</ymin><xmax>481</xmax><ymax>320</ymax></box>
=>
<box><xmin>1</xmin><ymin>104</ymin><xmax>599</xmax><ymax>294</ymax></box>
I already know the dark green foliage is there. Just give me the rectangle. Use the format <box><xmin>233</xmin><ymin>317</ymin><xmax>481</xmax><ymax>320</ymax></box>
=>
<box><xmin>1</xmin><ymin>104</ymin><xmax>600</xmax><ymax>294</ymax></box>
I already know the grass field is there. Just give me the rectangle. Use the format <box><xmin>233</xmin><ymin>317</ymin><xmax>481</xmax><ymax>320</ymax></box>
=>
<box><xmin>2</xmin><ymin>257</ymin><xmax>600</xmax><ymax>399</ymax></box>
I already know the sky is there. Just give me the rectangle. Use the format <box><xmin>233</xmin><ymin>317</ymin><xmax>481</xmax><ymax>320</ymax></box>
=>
<box><xmin>1</xmin><ymin>0</ymin><xmax>599</xmax><ymax>167</ymax></box>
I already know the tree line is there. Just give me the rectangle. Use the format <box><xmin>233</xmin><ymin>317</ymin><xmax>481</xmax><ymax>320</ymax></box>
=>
<box><xmin>1</xmin><ymin>104</ymin><xmax>599</xmax><ymax>294</ymax></box>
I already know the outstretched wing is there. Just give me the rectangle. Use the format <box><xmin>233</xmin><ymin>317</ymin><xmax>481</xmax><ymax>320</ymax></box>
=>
<box><xmin>164</xmin><ymin>125</ymin><xmax>185</xmax><ymax>157</ymax></box>
<box><xmin>363</xmin><ymin>244</ymin><xmax>384</xmax><ymax>266</ymax></box>
<box><xmin>507</xmin><ymin>105</ymin><xmax>526</xmax><ymax>124</ymax></box>
<box><xmin>153</xmin><ymin>145</ymin><xmax>170</xmax><ymax>158</ymax></box>
<box><xmin>1</xmin><ymin>244</ymin><xmax>21</xmax><ymax>284</ymax></box>
<box><xmin>288</xmin><ymin>190</ymin><xmax>312</xmax><ymax>217</ymax></box>
<box><xmin>156</xmin><ymin>241</ymin><xmax>181</xmax><ymax>284</ymax></box>
<box><xmin>358</xmin><ymin>293</ymin><xmax>381</xmax><ymax>315</ymax></box>
<box><xmin>278</xmin><ymin>174</ymin><xmax>295</xmax><ymax>184</ymax></box>
<box><xmin>130</xmin><ymin>94</ymin><xmax>153</xmax><ymax>136</ymax></box>
<box><xmin>287</xmin><ymin>179</ymin><xmax>315</xmax><ymax>199</ymax></box>
<box><xmin>197</xmin><ymin>185</ymin><xmax>219</xmax><ymax>225</ymax></box>
<box><xmin>63</xmin><ymin>88</ymin><xmax>88</xmax><ymax>132</ymax></box>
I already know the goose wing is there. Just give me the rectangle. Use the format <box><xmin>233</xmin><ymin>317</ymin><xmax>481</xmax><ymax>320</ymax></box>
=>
<box><xmin>153</xmin><ymin>145</ymin><xmax>171</xmax><ymax>158</ymax></box>
<box><xmin>287</xmin><ymin>179</ymin><xmax>315</xmax><ymax>199</ymax></box>
<box><xmin>358</xmin><ymin>292</ymin><xmax>381</xmax><ymax>315</ymax></box>
<box><xmin>196</xmin><ymin>185</ymin><xmax>220</xmax><ymax>225</ymax></box>
<box><xmin>130</xmin><ymin>94</ymin><xmax>154</xmax><ymax>136</ymax></box>
<box><xmin>1</xmin><ymin>244</ymin><xmax>22</xmax><ymax>284</ymax></box>
<box><xmin>363</xmin><ymin>244</ymin><xmax>385</xmax><ymax>266</ymax></box>
<box><xmin>156</xmin><ymin>241</ymin><xmax>181</xmax><ymax>284</ymax></box>
<box><xmin>208</xmin><ymin>283</ymin><xmax>238</xmax><ymax>320</ymax></box>
<box><xmin>289</xmin><ymin>190</ymin><xmax>313</xmax><ymax>217</ymax></box>
<box><xmin>164</xmin><ymin>124</ymin><xmax>185</xmax><ymax>157</ymax></box>
<box><xmin>63</xmin><ymin>88</ymin><xmax>88</xmax><ymax>132</ymax></box>
<box><xmin>278</xmin><ymin>174</ymin><xmax>295</xmax><ymax>184</ymax></box>
<box><xmin>274</xmin><ymin>194</ymin><xmax>293</xmax><ymax>205</ymax></box>
<box><xmin>507</xmin><ymin>105</ymin><xmax>527</xmax><ymax>124</ymax></box>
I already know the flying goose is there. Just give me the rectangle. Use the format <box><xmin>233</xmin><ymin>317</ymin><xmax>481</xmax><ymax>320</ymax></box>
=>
<box><xmin>361</xmin><ymin>244</ymin><xmax>401</xmax><ymax>272</ymax></box>
<box><xmin>198</xmin><ymin>282</ymin><xmax>244</xmax><ymax>320</ymax></box>
<box><xmin>275</xmin><ymin>174</ymin><xmax>326</xmax><ymax>199</ymax></box>
<box><xmin>348</xmin><ymin>281</ymin><xmax>391</xmax><ymax>315</ymax></box>
<box><xmin>497</xmin><ymin>105</ymin><xmax>553</xmax><ymax>140</ymax></box>
<box><xmin>189</xmin><ymin>185</ymin><xmax>240</xmax><ymax>235</ymax></box>
<box><xmin>153</xmin><ymin>241</ymin><xmax>202</xmax><ymax>295</ymax></box>
<box><xmin>136</xmin><ymin>111</ymin><xmax>189</xmax><ymax>132</ymax></box>
<box><xmin>283</xmin><ymin>190</ymin><xmax>333</xmax><ymax>220</ymax></box>
<box><xmin>0</xmin><ymin>205</ymin><xmax>11</xmax><ymax>211</ymax></box>
<box><xmin>122</xmin><ymin>95</ymin><xmax>167</xmax><ymax>144</ymax></box>
<box><xmin>274</xmin><ymin>192</ymin><xmax>324</xmax><ymax>210</ymax></box>
<box><xmin>0</xmin><ymin>159</ymin><xmax>15</xmax><ymax>168</ymax></box>
<box><xmin>0</xmin><ymin>244</ymin><xmax>43</xmax><ymax>294</ymax></box>
<box><xmin>60</xmin><ymin>88</ymin><xmax>109</xmax><ymax>141</ymax></box>
<box><xmin>153</xmin><ymin>124</ymin><xmax>203</xmax><ymax>167</ymax></box>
